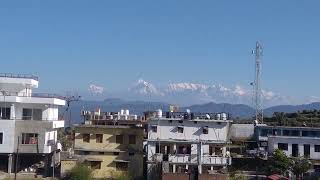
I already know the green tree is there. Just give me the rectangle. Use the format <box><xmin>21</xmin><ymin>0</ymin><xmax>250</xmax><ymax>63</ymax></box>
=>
<box><xmin>291</xmin><ymin>157</ymin><xmax>312</xmax><ymax>180</ymax></box>
<box><xmin>63</xmin><ymin>164</ymin><xmax>93</xmax><ymax>180</ymax></box>
<box><xmin>267</xmin><ymin>149</ymin><xmax>292</xmax><ymax>175</ymax></box>
<box><xmin>274</xmin><ymin>112</ymin><xmax>287</xmax><ymax>126</ymax></box>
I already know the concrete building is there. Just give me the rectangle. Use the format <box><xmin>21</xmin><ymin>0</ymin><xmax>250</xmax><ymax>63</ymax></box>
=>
<box><xmin>0</xmin><ymin>73</ymin><xmax>65</xmax><ymax>175</ymax></box>
<box><xmin>255</xmin><ymin>125</ymin><xmax>320</xmax><ymax>170</ymax></box>
<box><xmin>69</xmin><ymin>109</ymin><xmax>145</xmax><ymax>179</ymax></box>
<box><xmin>146</xmin><ymin>111</ymin><xmax>232</xmax><ymax>179</ymax></box>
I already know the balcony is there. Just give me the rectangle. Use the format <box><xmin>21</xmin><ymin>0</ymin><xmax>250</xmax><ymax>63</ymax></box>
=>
<box><xmin>202</xmin><ymin>155</ymin><xmax>231</xmax><ymax>165</ymax></box>
<box><xmin>168</xmin><ymin>154</ymin><xmax>197</xmax><ymax>164</ymax></box>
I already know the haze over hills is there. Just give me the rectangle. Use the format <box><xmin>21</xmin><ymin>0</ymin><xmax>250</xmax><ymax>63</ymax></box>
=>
<box><xmin>65</xmin><ymin>98</ymin><xmax>320</xmax><ymax>124</ymax></box>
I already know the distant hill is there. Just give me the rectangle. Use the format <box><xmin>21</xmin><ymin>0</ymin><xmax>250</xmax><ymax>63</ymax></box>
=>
<box><xmin>63</xmin><ymin>99</ymin><xmax>320</xmax><ymax>125</ymax></box>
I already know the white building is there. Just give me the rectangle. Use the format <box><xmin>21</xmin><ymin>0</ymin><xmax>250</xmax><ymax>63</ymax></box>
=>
<box><xmin>256</xmin><ymin>125</ymin><xmax>320</xmax><ymax>170</ymax></box>
<box><xmin>146</xmin><ymin>111</ymin><xmax>232</xmax><ymax>179</ymax></box>
<box><xmin>0</xmin><ymin>73</ymin><xmax>65</xmax><ymax>175</ymax></box>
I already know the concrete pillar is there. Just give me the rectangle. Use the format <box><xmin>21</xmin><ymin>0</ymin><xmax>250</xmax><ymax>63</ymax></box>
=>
<box><xmin>211</xmin><ymin>166</ymin><xmax>213</xmax><ymax>170</ymax></box>
<box><xmin>186</xmin><ymin>164</ymin><xmax>188</xmax><ymax>171</ymax></box>
<box><xmin>8</xmin><ymin>154</ymin><xmax>13</xmax><ymax>174</ymax></box>
<box><xmin>173</xmin><ymin>164</ymin><xmax>176</xmax><ymax>173</ymax></box>
<box><xmin>173</xmin><ymin>143</ymin><xmax>177</xmax><ymax>154</ymax></box>
<box><xmin>10</xmin><ymin>104</ymin><xmax>15</xmax><ymax>120</ymax></box>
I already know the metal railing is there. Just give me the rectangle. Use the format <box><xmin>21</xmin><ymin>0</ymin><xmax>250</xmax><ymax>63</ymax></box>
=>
<box><xmin>0</xmin><ymin>73</ymin><xmax>39</xmax><ymax>81</ymax></box>
<box><xmin>0</xmin><ymin>92</ymin><xmax>65</xmax><ymax>100</ymax></box>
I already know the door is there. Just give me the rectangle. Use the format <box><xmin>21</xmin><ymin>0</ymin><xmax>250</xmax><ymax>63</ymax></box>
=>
<box><xmin>304</xmin><ymin>144</ymin><xmax>310</xmax><ymax>158</ymax></box>
<box><xmin>292</xmin><ymin>144</ymin><xmax>299</xmax><ymax>157</ymax></box>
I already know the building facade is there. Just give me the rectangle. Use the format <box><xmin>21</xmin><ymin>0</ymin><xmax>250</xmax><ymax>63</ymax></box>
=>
<box><xmin>255</xmin><ymin>125</ymin><xmax>320</xmax><ymax>170</ymax></box>
<box><xmin>0</xmin><ymin>73</ymin><xmax>65</xmax><ymax>175</ymax></box>
<box><xmin>71</xmin><ymin>109</ymin><xmax>145</xmax><ymax>179</ymax></box>
<box><xmin>146</xmin><ymin>111</ymin><xmax>232</xmax><ymax>179</ymax></box>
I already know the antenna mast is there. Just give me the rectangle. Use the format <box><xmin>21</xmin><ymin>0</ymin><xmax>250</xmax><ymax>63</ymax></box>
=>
<box><xmin>252</xmin><ymin>41</ymin><xmax>263</xmax><ymax>124</ymax></box>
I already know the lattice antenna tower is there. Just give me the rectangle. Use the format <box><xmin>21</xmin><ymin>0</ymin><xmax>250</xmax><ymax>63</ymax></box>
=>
<box><xmin>252</xmin><ymin>41</ymin><xmax>263</xmax><ymax>124</ymax></box>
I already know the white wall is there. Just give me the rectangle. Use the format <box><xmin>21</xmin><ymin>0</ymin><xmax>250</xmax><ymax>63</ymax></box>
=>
<box><xmin>268</xmin><ymin>136</ymin><xmax>320</xmax><ymax>160</ymax></box>
<box><xmin>148</xmin><ymin>119</ymin><xmax>230</xmax><ymax>142</ymax></box>
<box><xmin>0</xmin><ymin>120</ymin><xmax>16</xmax><ymax>153</ymax></box>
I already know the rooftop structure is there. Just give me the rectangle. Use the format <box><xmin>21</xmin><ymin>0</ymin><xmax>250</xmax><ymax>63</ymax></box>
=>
<box><xmin>66</xmin><ymin>109</ymin><xmax>144</xmax><ymax>179</ymax></box>
<box><xmin>0</xmin><ymin>73</ymin><xmax>65</xmax><ymax>176</ymax></box>
<box><xmin>255</xmin><ymin>125</ymin><xmax>320</xmax><ymax>170</ymax></box>
<box><xmin>146</xmin><ymin>110</ymin><xmax>232</xmax><ymax>179</ymax></box>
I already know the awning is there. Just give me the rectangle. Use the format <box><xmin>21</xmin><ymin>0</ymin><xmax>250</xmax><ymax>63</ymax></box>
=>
<box><xmin>113</xmin><ymin>159</ymin><xmax>130</xmax><ymax>163</ymax></box>
<box><xmin>85</xmin><ymin>158</ymin><xmax>102</xmax><ymax>162</ymax></box>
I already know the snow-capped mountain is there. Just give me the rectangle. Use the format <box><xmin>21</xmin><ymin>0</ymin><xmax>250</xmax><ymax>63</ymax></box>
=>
<box><xmin>127</xmin><ymin>79</ymin><xmax>290</xmax><ymax>107</ymax></box>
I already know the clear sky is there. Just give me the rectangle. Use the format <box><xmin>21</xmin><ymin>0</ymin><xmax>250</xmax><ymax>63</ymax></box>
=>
<box><xmin>0</xmin><ymin>1</ymin><xmax>319</xmax><ymax>100</ymax></box>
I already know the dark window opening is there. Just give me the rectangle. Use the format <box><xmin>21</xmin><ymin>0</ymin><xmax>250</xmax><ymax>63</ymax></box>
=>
<box><xmin>116</xmin><ymin>162</ymin><xmax>128</xmax><ymax>171</ymax></box>
<box><xmin>113</xmin><ymin>152</ymin><xmax>120</xmax><ymax>155</ymax></box>
<box><xmin>90</xmin><ymin>161</ymin><xmax>101</xmax><ymax>169</ymax></box>
<box><xmin>203</xmin><ymin>126</ymin><xmax>208</xmax><ymax>134</ymax></box>
<box><xmin>151</xmin><ymin>126</ymin><xmax>157</xmax><ymax>133</ymax></box>
<box><xmin>0</xmin><ymin>132</ymin><xmax>3</xmax><ymax>144</ymax></box>
<box><xmin>278</xmin><ymin>143</ymin><xmax>288</xmax><ymax>151</ymax></box>
<box><xmin>129</xmin><ymin>152</ymin><xmax>135</xmax><ymax>156</ymax></box>
<box><xmin>0</xmin><ymin>107</ymin><xmax>10</xmax><ymax>119</ymax></box>
<box><xmin>21</xmin><ymin>133</ymin><xmax>38</xmax><ymax>144</ymax></box>
<box><xmin>96</xmin><ymin>134</ymin><xmax>103</xmax><ymax>143</ymax></box>
<box><xmin>177</xmin><ymin>126</ymin><xmax>184</xmax><ymax>133</ymax></box>
<box><xmin>83</xmin><ymin>134</ymin><xmax>90</xmax><ymax>143</ymax></box>
<box><xmin>129</xmin><ymin>135</ymin><xmax>136</xmax><ymax>144</ymax></box>
<box><xmin>315</xmin><ymin>145</ymin><xmax>320</xmax><ymax>152</ymax></box>
<box><xmin>116</xmin><ymin>135</ymin><xmax>123</xmax><ymax>144</ymax></box>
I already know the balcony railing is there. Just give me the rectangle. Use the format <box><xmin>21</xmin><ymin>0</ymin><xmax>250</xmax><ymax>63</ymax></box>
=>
<box><xmin>167</xmin><ymin>154</ymin><xmax>231</xmax><ymax>165</ymax></box>
<box><xmin>202</xmin><ymin>155</ymin><xmax>231</xmax><ymax>165</ymax></box>
<box><xmin>0</xmin><ymin>92</ymin><xmax>65</xmax><ymax>100</ymax></box>
<box><xmin>0</xmin><ymin>73</ymin><xmax>39</xmax><ymax>81</ymax></box>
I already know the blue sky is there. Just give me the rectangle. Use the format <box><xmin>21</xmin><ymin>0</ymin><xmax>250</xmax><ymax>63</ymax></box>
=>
<box><xmin>0</xmin><ymin>1</ymin><xmax>320</xmax><ymax>102</ymax></box>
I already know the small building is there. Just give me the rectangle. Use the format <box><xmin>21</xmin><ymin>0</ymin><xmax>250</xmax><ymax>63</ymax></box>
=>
<box><xmin>0</xmin><ymin>73</ymin><xmax>65</xmax><ymax>176</ymax></box>
<box><xmin>70</xmin><ymin>109</ymin><xmax>145</xmax><ymax>179</ymax></box>
<box><xmin>146</xmin><ymin>110</ymin><xmax>232</xmax><ymax>180</ymax></box>
<box><xmin>255</xmin><ymin>125</ymin><xmax>320</xmax><ymax>170</ymax></box>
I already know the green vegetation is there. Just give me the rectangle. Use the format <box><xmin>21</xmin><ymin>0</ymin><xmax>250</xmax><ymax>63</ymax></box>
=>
<box><xmin>63</xmin><ymin>164</ymin><xmax>93</xmax><ymax>180</ymax></box>
<box><xmin>291</xmin><ymin>157</ymin><xmax>312</xmax><ymax>179</ymax></box>
<box><xmin>264</xmin><ymin>110</ymin><xmax>320</xmax><ymax>127</ymax></box>
<box><xmin>267</xmin><ymin>149</ymin><xmax>292</xmax><ymax>175</ymax></box>
<box><xmin>57</xmin><ymin>127</ymin><xmax>73</xmax><ymax>151</ymax></box>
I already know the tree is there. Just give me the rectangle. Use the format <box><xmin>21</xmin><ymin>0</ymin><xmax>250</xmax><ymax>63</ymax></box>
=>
<box><xmin>291</xmin><ymin>157</ymin><xmax>312</xmax><ymax>180</ymax></box>
<box><xmin>63</xmin><ymin>164</ymin><xmax>93</xmax><ymax>180</ymax></box>
<box><xmin>267</xmin><ymin>149</ymin><xmax>292</xmax><ymax>175</ymax></box>
<box><xmin>274</xmin><ymin>112</ymin><xmax>287</xmax><ymax>126</ymax></box>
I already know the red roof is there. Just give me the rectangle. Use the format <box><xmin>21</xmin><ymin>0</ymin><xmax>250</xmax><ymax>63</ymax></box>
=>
<box><xmin>267</xmin><ymin>174</ymin><xmax>289</xmax><ymax>180</ymax></box>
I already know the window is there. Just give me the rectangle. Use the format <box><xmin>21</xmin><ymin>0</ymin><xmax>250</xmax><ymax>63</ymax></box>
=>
<box><xmin>116</xmin><ymin>162</ymin><xmax>128</xmax><ymax>171</ymax></box>
<box><xmin>21</xmin><ymin>133</ymin><xmax>38</xmax><ymax>144</ymax></box>
<box><xmin>151</xmin><ymin>125</ymin><xmax>157</xmax><ymax>132</ymax></box>
<box><xmin>99</xmin><ymin>152</ymin><xmax>104</xmax><ymax>155</ymax></box>
<box><xmin>203</xmin><ymin>126</ymin><xmax>208</xmax><ymax>134</ymax></box>
<box><xmin>116</xmin><ymin>135</ymin><xmax>123</xmax><ymax>144</ymax></box>
<box><xmin>278</xmin><ymin>143</ymin><xmax>288</xmax><ymax>151</ymax></box>
<box><xmin>177</xmin><ymin>126</ymin><xmax>184</xmax><ymax>133</ymax></box>
<box><xmin>0</xmin><ymin>132</ymin><xmax>3</xmax><ymax>144</ymax></box>
<box><xmin>22</xmin><ymin>108</ymin><xmax>42</xmax><ymax>120</ymax></box>
<box><xmin>178</xmin><ymin>145</ymin><xmax>191</xmax><ymax>154</ymax></box>
<box><xmin>283</xmin><ymin>130</ymin><xmax>290</xmax><ymax>136</ymax></box>
<box><xmin>0</xmin><ymin>107</ymin><xmax>10</xmax><ymax>119</ymax></box>
<box><xmin>83</xmin><ymin>151</ymin><xmax>90</xmax><ymax>155</ymax></box>
<box><xmin>129</xmin><ymin>135</ymin><xmax>136</xmax><ymax>144</ymax></box>
<box><xmin>96</xmin><ymin>134</ymin><xmax>103</xmax><ymax>143</ymax></box>
<box><xmin>315</xmin><ymin>145</ymin><xmax>320</xmax><ymax>152</ymax></box>
<box><xmin>90</xmin><ymin>161</ymin><xmax>101</xmax><ymax>169</ymax></box>
<box><xmin>113</xmin><ymin>152</ymin><xmax>120</xmax><ymax>155</ymax></box>
<box><xmin>129</xmin><ymin>152</ymin><xmax>135</xmax><ymax>156</ymax></box>
<box><xmin>83</xmin><ymin>134</ymin><xmax>90</xmax><ymax>143</ymax></box>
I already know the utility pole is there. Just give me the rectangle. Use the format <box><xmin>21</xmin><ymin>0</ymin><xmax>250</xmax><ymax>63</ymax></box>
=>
<box><xmin>252</xmin><ymin>41</ymin><xmax>263</xmax><ymax>124</ymax></box>
<box><xmin>64</xmin><ymin>95</ymin><xmax>81</xmax><ymax>127</ymax></box>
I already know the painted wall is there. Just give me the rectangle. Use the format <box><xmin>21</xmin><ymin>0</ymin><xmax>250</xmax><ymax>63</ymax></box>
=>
<box><xmin>268</xmin><ymin>136</ymin><xmax>320</xmax><ymax>160</ymax></box>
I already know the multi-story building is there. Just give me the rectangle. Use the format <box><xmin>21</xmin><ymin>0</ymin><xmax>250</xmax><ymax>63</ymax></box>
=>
<box><xmin>255</xmin><ymin>125</ymin><xmax>320</xmax><ymax>170</ymax></box>
<box><xmin>71</xmin><ymin>109</ymin><xmax>145</xmax><ymax>179</ymax></box>
<box><xmin>0</xmin><ymin>73</ymin><xmax>65</xmax><ymax>175</ymax></box>
<box><xmin>146</xmin><ymin>110</ymin><xmax>232</xmax><ymax>179</ymax></box>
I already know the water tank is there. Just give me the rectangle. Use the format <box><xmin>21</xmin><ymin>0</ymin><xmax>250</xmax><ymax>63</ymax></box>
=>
<box><xmin>216</xmin><ymin>114</ymin><xmax>221</xmax><ymax>120</ymax></box>
<box><xmin>156</xmin><ymin>109</ymin><xmax>163</xmax><ymax>118</ymax></box>
<box><xmin>120</xmin><ymin>109</ymin><xmax>124</xmax><ymax>115</ymax></box>
<box><xmin>221</xmin><ymin>113</ymin><xmax>227</xmax><ymax>120</ymax></box>
<box><xmin>133</xmin><ymin>115</ymin><xmax>138</xmax><ymax>120</ymax></box>
<box><xmin>125</xmin><ymin>109</ymin><xmax>130</xmax><ymax>116</ymax></box>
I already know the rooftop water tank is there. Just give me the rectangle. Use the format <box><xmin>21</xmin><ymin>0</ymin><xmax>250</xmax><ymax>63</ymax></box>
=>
<box><xmin>120</xmin><ymin>109</ymin><xmax>124</xmax><ymax>115</ymax></box>
<box><xmin>216</xmin><ymin>114</ymin><xmax>221</xmax><ymax>120</ymax></box>
<box><xmin>221</xmin><ymin>113</ymin><xmax>227</xmax><ymax>120</ymax></box>
<box><xmin>125</xmin><ymin>109</ymin><xmax>130</xmax><ymax>116</ymax></box>
<box><xmin>156</xmin><ymin>109</ymin><xmax>162</xmax><ymax>118</ymax></box>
